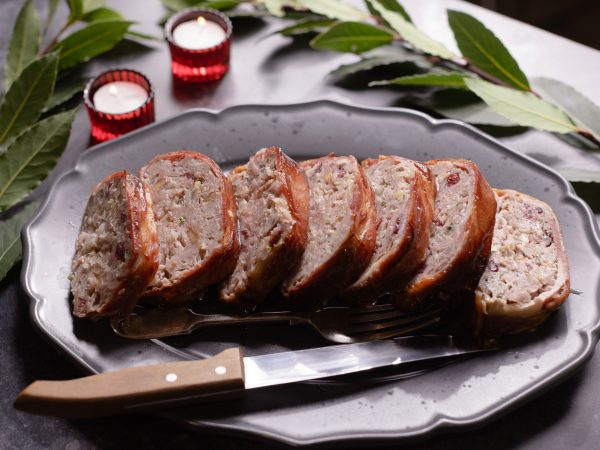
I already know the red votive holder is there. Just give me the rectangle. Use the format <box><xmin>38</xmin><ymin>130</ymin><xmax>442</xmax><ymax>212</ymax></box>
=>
<box><xmin>165</xmin><ymin>8</ymin><xmax>232</xmax><ymax>83</ymax></box>
<box><xmin>83</xmin><ymin>69</ymin><xmax>155</xmax><ymax>144</ymax></box>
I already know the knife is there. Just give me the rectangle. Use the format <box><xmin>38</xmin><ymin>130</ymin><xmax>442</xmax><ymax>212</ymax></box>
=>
<box><xmin>14</xmin><ymin>335</ymin><xmax>490</xmax><ymax>418</ymax></box>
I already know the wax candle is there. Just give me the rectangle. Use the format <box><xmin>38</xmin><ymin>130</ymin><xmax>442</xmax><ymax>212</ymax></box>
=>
<box><xmin>165</xmin><ymin>8</ymin><xmax>232</xmax><ymax>83</ymax></box>
<box><xmin>84</xmin><ymin>69</ymin><xmax>155</xmax><ymax>144</ymax></box>
<box><xmin>93</xmin><ymin>81</ymin><xmax>149</xmax><ymax>114</ymax></box>
<box><xmin>172</xmin><ymin>16</ymin><xmax>227</xmax><ymax>50</ymax></box>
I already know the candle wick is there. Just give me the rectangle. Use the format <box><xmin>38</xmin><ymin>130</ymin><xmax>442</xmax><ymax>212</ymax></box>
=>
<box><xmin>109</xmin><ymin>85</ymin><xmax>118</xmax><ymax>96</ymax></box>
<box><xmin>197</xmin><ymin>16</ymin><xmax>206</xmax><ymax>29</ymax></box>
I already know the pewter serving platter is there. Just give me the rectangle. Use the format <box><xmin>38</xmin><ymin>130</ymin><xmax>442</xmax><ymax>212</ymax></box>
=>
<box><xmin>21</xmin><ymin>101</ymin><xmax>600</xmax><ymax>447</ymax></box>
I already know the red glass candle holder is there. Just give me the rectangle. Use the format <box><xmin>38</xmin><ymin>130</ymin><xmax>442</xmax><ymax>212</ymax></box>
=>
<box><xmin>165</xmin><ymin>8</ymin><xmax>232</xmax><ymax>83</ymax></box>
<box><xmin>83</xmin><ymin>69</ymin><xmax>155</xmax><ymax>144</ymax></box>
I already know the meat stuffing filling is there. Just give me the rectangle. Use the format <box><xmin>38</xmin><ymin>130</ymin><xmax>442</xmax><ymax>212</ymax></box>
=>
<box><xmin>478</xmin><ymin>195</ymin><xmax>559</xmax><ymax>304</ymax></box>
<box><xmin>141</xmin><ymin>156</ymin><xmax>225</xmax><ymax>288</ymax></box>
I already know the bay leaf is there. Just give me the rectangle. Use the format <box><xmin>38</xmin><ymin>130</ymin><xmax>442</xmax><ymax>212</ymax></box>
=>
<box><xmin>43</xmin><ymin>78</ymin><xmax>87</xmax><ymax>113</ymax></box>
<box><xmin>370</xmin><ymin>72</ymin><xmax>468</xmax><ymax>89</ymax></box>
<box><xmin>557</xmin><ymin>168</ymin><xmax>600</xmax><ymax>183</ymax></box>
<box><xmin>45</xmin><ymin>0</ymin><xmax>60</xmax><ymax>31</ymax></box>
<box><xmin>447</xmin><ymin>10</ymin><xmax>529</xmax><ymax>91</ymax></box>
<box><xmin>0</xmin><ymin>201</ymin><xmax>39</xmax><ymax>282</ymax></box>
<box><xmin>465</xmin><ymin>78</ymin><xmax>577</xmax><ymax>133</ymax></box>
<box><xmin>67</xmin><ymin>0</ymin><xmax>84</xmax><ymax>22</ymax></box>
<box><xmin>0</xmin><ymin>109</ymin><xmax>77</xmax><ymax>212</ymax></box>
<box><xmin>366</xmin><ymin>0</ymin><xmax>412</xmax><ymax>24</ymax></box>
<box><xmin>5</xmin><ymin>0</ymin><xmax>40</xmax><ymax>87</ymax></box>
<box><xmin>275</xmin><ymin>18</ymin><xmax>337</xmax><ymax>36</ymax></box>
<box><xmin>0</xmin><ymin>52</ymin><xmax>59</xmax><ymax>145</ymax></box>
<box><xmin>82</xmin><ymin>7</ymin><xmax>123</xmax><ymax>22</ymax></box>
<box><xmin>56</xmin><ymin>20</ymin><xmax>133</xmax><ymax>69</ymax></box>
<box><xmin>297</xmin><ymin>0</ymin><xmax>368</xmax><ymax>21</ymax></box>
<box><xmin>311</xmin><ymin>22</ymin><xmax>394</xmax><ymax>53</ymax></box>
<box><xmin>368</xmin><ymin>0</ymin><xmax>456</xmax><ymax>59</ymax></box>
<box><xmin>330</xmin><ymin>45</ymin><xmax>432</xmax><ymax>76</ymax></box>
<box><xmin>533</xmin><ymin>77</ymin><xmax>600</xmax><ymax>141</ymax></box>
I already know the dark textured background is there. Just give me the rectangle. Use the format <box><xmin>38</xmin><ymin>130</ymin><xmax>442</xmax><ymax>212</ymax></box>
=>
<box><xmin>1</xmin><ymin>0</ymin><xmax>600</xmax><ymax>449</ymax></box>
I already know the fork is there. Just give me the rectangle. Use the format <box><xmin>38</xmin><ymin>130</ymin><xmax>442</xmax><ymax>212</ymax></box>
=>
<box><xmin>110</xmin><ymin>304</ymin><xmax>442</xmax><ymax>343</ymax></box>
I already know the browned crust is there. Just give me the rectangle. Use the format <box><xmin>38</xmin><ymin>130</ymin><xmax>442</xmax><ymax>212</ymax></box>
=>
<box><xmin>73</xmin><ymin>171</ymin><xmax>159</xmax><ymax>319</ymax></box>
<box><xmin>394</xmin><ymin>159</ymin><xmax>497</xmax><ymax>309</ymax></box>
<box><xmin>220</xmin><ymin>147</ymin><xmax>309</xmax><ymax>307</ymax></box>
<box><xmin>474</xmin><ymin>189</ymin><xmax>570</xmax><ymax>338</ymax></box>
<box><xmin>346</xmin><ymin>157</ymin><xmax>435</xmax><ymax>305</ymax></box>
<box><xmin>140</xmin><ymin>151</ymin><xmax>239</xmax><ymax>304</ymax></box>
<box><xmin>282</xmin><ymin>155</ymin><xmax>377</xmax><ymax>306</ymax></box>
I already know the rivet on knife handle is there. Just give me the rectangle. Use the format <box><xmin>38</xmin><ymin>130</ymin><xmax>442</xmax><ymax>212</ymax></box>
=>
<box><xmin>13</xmin><ymin>348</ymin><xmax>245</xmax><ymax>418</ymax></box>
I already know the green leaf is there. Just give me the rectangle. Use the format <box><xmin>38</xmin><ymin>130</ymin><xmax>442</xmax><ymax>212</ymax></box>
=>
<box><xmin>0</xmin><ymin>201</ymin><xmax>39</xmax><ymax>282</ymax></box>
<box><xmin>465</xmin><ymin>78</ymin><xmax>577</xmax><ymax>133</ymax></box>
<box><xmin>5</xmin><ymin>0</ymin><xmax>41</xmax><ymax>87</ymax></box>
<box><xmin>311</xmin><ymin>22</ymin><xmax>394</xmax><ymax>53</ymax></box>
<box><xmin>67</xmin><ymin>0</ymin><xmax>84</xmax><ymax>22</ymax></box>
<box><xmin>275</xmin><ymin>18</ymin><xmax>337</xmax><ymax>36</ymax></box>
<box><xmin>297</xmin><ymin>0</ymin><xmax>368</xmax><ymax>21</ymax></box>
<box><xmin>447</xmin><ymin>10</ymin><xmax>529</xmax><ymax>91</ymax></box>
<box><xmin>0</xmin><ymin>109</ymin><xmax>77</xmax><ymax>211</ymax></box>
<box><xmin>558</xmin><ymin>168</ymin><xmax>600</xmax><ymax>183</ymax></box>
<box><xmin>369</xmin><ymin>0</ymin><xmax>456</xmax><ymax>59</ymax></box>
<box><xmin>370</xmin><ymin>72</ymin><xmax>469</xmax><ymax>89</ymax></box>
<box><xmin>45</xmin><ymin>0</ymin><xmax>60</xmax><ymax>31</ymax></box>
<box><xmin>83</xmin><ymin>0</ymin><xmax>105</xmax><ymax>12</ymax></box>
<box><xmin>0</xmin><ymin>52</ymin><xmax>59</xmax><ymax>145</ymax></box>
<box><xmin>126</xmin><ymin>30</ymin><xmax>162</xmax><ymax>41</ymax></box>
<box><xmin>366</xmin><ymin>0</ymin><xmax>411</xmax><ymax>24</ymax></box>
<box><xmin>330</xmin><ymin>45</ymin><xmax>432</xmax><ymax>76</ymax></box>
<box><xmin>55</xmin><ymin>20</ymin><xmax>133</xmax><ymax>69</ymax></box>
<box><xmin>533</xmin><ymin>77</ymin><xmax>600</xmax><ymax>140</ymax></box>
<box><xmin>43</xmin><ymin>78</ymin><xmax>87</xmax><ymax>113</ymax></box>
<box><xmin>82</xmin><ymin>7</ymin><xmax>123</xmax><ymax>21</ymax></box>
<box><xmin>204</xmin><ymin>0</ymin><xmax>240</xmax><ymax>10</ymax></box>
<box><xmin>162</xmin><ymin>0</ymin><xmax>192</xmax><ymax>10</ymax></box>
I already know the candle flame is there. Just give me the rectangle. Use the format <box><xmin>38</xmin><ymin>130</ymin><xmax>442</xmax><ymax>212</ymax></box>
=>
<box><xmin>197</xmin><ymin>16</ymin><xmax>206</xmax><ymax>27</ymax></box>
<box><xmin>109</xmin><ymin>85</ymin><xmax>118</xmax><ymax>96</ymax></box>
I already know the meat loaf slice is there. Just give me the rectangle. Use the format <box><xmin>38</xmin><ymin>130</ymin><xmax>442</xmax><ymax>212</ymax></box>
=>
<box><xmin>282</xmin><ymin>154</ymin><xmax>377</xmax><ymax>305</ymax></box>
<box><xmin>71</xmin><ymin>171</ymin><xmax>159</xmax><ymax>319</ymax></box>
<box><xmin>140</xmin><ymin>151</ymin><xmax>238</xmax><ymax>303</ymax></box>
<box><xmin>395</xmin><ymin>159</ymin><xmax>496</xmax><ymax>309</ymax></box>
<box><xmin>474</xmin><ymin>189</ymin><xmax>570</xmax><ymax>337</ymax></box>
<box><xmin>220</xmin><ymin>147</ymin><xmax>309</xmax><ymax>307</ymax></box>
<box><xmin>345</xmin><ymin>156</ymin><xmax>435</xmax><ymax>304</ymax></box>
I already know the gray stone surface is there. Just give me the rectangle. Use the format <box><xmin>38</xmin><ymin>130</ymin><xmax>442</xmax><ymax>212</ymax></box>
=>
<box><xmin>1</xmin><ymin>0</ymin><xmax>600</xmax><ymax>448</ymax></box>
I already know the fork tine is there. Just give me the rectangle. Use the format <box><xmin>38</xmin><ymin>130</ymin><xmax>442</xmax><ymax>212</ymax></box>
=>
<box><xmin>354</xmin><ymin>316</ymin><xmax>441</xmax><ymax>341</ymax></box>
<box><xmin>347</xmin><ymin>303</ymin><xmax>396</xmax><ymax>315</ymax></box>
<box><xmin>347</xmin><ymin>309</ymin><xmax>441</xmax><ymax>334</ymax></box>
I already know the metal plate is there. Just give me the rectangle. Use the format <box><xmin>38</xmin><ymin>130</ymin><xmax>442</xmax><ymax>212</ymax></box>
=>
<box><xmin>21</xmin><ymin>101</ymin><xmax>600</xmax><ymax>447</ymax></box>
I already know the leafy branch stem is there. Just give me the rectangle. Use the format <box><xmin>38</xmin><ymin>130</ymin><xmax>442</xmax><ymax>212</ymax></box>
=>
<box><xmin>39</xmin><ymin>20</ymin><xmax>72</xmax><ymax>57</ymax></box>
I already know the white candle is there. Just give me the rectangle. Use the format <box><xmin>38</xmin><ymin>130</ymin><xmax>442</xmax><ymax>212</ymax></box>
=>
<box><xmin>93</xmin><ymin>81</ymin><xmax>148</xmax><ymax>114</ymax></box>
<box><xmin>172</xmin><ymin>16</ymin><xmax>227</xmax><ymax>50</ymax></box>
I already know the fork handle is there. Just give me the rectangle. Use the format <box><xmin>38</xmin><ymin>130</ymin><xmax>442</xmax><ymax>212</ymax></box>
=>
<box><xmin>13</xmin><ymin>348</ymin><xmax>245</xmax><ymax>418</ymax></box>
<box><xmin>112</xmin><ymin>307</ymin><xmax>311</xmax><ymax>340</ymax></box>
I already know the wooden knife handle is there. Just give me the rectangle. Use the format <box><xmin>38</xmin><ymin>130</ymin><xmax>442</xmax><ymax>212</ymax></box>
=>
<box><xmin>13</xmin><ymin>348</ymin><xmax>245</xmax><ymax>418</ymax></box>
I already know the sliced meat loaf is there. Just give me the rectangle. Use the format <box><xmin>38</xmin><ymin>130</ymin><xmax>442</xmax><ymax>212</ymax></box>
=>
<box><xmin>345</xmin><ymin>156</ymin><xmax>435</xmax><ymax>304</ymax></box>
<box><xmin>394</xmin><ymin>159</ymin><xmax>497</xmax><ymax>309</ymax></box>
<box><xmin>474</xmin><ymin>189</ymin><xmax>570</xmax><ymax>337</ymax></box>
<box><xmin>71</xmin><ymin>171</ymin><xmax>159</xmax><ymax>319</ymax></box>
<box><xmin>220</xmin><ymin>147</ymin><xmax>309</xmax><ymax>307</ymax></box>
<box><xmin>140</xmin><ymin>151</ymin><xmax>238</xmax><ymax>303</ymax></box>
<box><xmin>282</xmin><ymin>154</ymin><xmax>377</xmax><ymax>305</ymax></box>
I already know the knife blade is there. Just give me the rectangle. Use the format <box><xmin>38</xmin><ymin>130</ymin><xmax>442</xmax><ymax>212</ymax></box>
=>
<box><xmin>14</xmin><ymin>335</ymin><xmax>490</xmax><ymax>418</ymax></box>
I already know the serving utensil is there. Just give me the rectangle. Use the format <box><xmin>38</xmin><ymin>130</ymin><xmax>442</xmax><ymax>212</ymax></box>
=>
<box><xmin>111</xmin><ymin>304</ymin><xmax>442</xmax><ymax>343</ymax></box>
<box><xmin>14</xmin><ymin>335</ymin><xmax>492</xmax><ymax>418</ymax></box>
